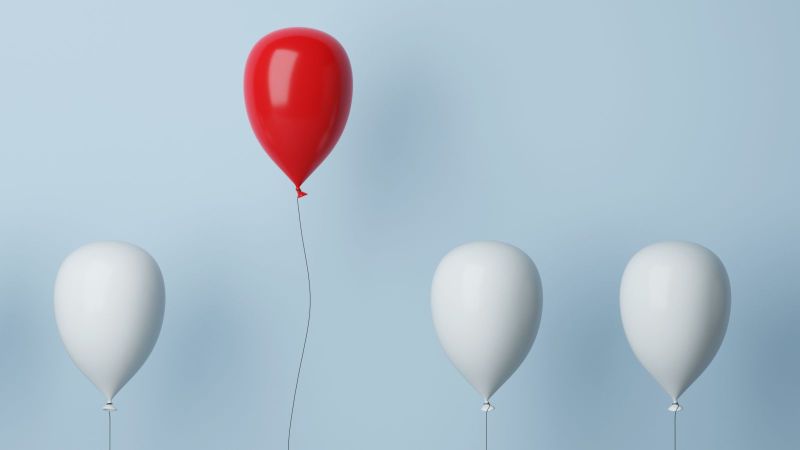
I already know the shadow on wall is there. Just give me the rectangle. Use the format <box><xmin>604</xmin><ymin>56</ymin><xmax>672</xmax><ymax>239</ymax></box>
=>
<box><xmin>352</xmin><ymin>57</ymin><xmax>457</xmax><ymax>210</ymax></box>
<box><xmin>144</xmin><ymin>253</ymin><xmax>261</xmax><ymax>433</ymax></box>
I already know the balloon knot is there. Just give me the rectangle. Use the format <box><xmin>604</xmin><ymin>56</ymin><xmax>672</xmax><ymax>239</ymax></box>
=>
<box><xmin>668</xmin><ymin>402</ymin><xmax>682</xmax><ymax>412</ymax></box>
<box><xmin>296</xmin><ymin>187</ymin><xmax>307</xmax><ymax>198</ymax></box>
<box><xmin>102</xmin><ymin>402</ymin><xmax>117</xmax><ymax>412</ymax></box>
<box><xmin>481</xmin><ymin>401</ymin><xmax>495</xmax><ymax>412</ymax></box>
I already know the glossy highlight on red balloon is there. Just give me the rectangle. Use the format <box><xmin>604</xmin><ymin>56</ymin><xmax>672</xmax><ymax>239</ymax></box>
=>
<box><xmin>244</xmin><ymin>27</ymin><xmax>353</xmax><ymax>197</ymax></box>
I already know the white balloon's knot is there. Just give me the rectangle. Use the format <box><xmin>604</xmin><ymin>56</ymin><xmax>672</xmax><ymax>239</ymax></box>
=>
<box><xmin>481</xmin><ymin>402</ymin><xmax>495</xmax><ymax>412</ymax></box>
<box><xmin>103</xmin><ymin>402</ymin><xmax>117</xmax><ymax>412</ymax></box>
<box><xmin>668</xmin><ymin>402</ymin><xmax>682</xmax><ymax>412</ymax></box>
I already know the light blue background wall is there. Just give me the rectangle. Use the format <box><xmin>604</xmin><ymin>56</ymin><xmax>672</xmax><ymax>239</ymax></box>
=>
<box><xmin>0</xmin><ymin>1</ymin><xmax>798</xmax><ymax>449</ymax></box>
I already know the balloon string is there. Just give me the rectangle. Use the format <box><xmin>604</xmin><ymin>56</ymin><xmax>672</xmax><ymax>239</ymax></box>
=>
<box><xmin>107</xmin><ymin>410</ymin><xmax>111</xmax><ymax>450</ymax></box>
<box><xmin>288</xmin><ymin>197</ymin><xmax>312</xmax><ymax>450</ymax></box>
<box><xmin>673</xmin><ymin>408</ymin><xmax>677</xmax><ymax>450</ymax></box>
<box><xmin>484</xmin><ymin>408</ymin><xmax>488</xmax><ymax>450</ymax></box>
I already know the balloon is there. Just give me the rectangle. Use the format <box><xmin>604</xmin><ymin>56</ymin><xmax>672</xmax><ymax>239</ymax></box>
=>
<box><xmin>244</xmin><ymin>27</ymin><xmax>353</xmax><ymax>197</ymax></box>
<box><xmin>54</xmin><ymin>241</ymin><xmax>165</xmax><ymax>407</ymax></box>
<box><xmin>620</xmin><ymin>241</ymin><xmax>730</xmax><ymax>405</ymax></box>
<box><xmin>431</xmin><ymin>241</ymin><xmax>543</xmax><ymax>407</ymax></box>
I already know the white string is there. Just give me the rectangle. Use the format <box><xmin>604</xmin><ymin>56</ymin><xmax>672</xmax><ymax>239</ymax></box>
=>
<box><xmin>673</xmin><ymin>408</ymin><xmax>677</xmax><ymax>450</ymax></box>
<box><xmin>668</xmin><ymin>401</ymin><xmax>681</xmax><ymax>450</ymax></box>
<box><xmin>107</xmin><ymin>410</ymin><xmax>111</xmax><ymax>450</ymax></box>
<box><xmin>484</xmin><ymin>408</ymin><xmax>488</xmax><ymax>450</ymax></box>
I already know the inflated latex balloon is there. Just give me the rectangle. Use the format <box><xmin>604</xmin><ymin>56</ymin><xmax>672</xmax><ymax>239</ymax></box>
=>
<box><xmin>244</xmin><ymin>27</ymin><xmax>353</xmax><ymax>197</ymax></box>
<box><xmin>431</xmin><ymin>241</ymin><xmax>543</xmax><ymax>409</ymax></box>
<box><xmin>620</xmin><ymin>241</ymin><xmax>730</xmax><ymax>408</ymax></box>
<box><xmin>54</xmin><ymin>241</ymin><xmax>165</xmax><ymax>408</ymax></box>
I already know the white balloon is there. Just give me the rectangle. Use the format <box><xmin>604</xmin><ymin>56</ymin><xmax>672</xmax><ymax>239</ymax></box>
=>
<box><xmin>54</xmin><ymin>241</ymin><xmax>165</xmax><ymax>405</ymax></box>
<box><xmin>620</xmin><ymin>241</ymin><xmax>730</xmax><ymax>403</ymax></box>
<box><xmin>431</xmin><ymin>241</ymin><xmax>542</xmax><ymax>404</ymax></box>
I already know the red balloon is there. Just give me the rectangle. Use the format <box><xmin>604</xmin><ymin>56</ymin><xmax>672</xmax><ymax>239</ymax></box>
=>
<box><xmin>244</xmin><ymin>28</ymin><xmax>353</xmax><ymax>197</ymax></box>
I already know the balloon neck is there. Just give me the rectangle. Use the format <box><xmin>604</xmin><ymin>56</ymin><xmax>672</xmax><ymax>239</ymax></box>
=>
<box><xmin>668</xmin><ymin>402</ymin><xmax>682</xmax><ymax>412</ymax></box>
<box><xmin>296</xmin><ymin>186</ymin><xmax>307</xmax><ymax>198</ymax></box>
<box><xmin>481</xmin><ymin>401</ymin><xmax>494</xmax><ymax>412</ymax></box>
<box><xmin>103</xmin><ymin>402</ymin><xmax>117</xmax><ymax>412</ymax></box>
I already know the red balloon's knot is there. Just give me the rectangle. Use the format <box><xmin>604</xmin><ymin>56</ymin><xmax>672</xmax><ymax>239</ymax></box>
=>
<box><xmin>296</xmin><ymin>187</ymin><xmax>308</xmax><ymax>198</ymax></box>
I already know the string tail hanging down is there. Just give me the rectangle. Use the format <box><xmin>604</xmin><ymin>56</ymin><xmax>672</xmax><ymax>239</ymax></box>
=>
<box><xmin>102</xmin><ymin>402</ymin><xmax>116</xmax><ymax>450</ymax></box>
<box><xmin>668</xmin><ymin>401</ymin><xmax>682</xmax><ymax>450</ymax></box>
<box><xmin>288</xmin><ymin>197</ymin><xmax>312</xmax><ymax>450</ymax></box>
<box><xmin>482</xmin><ymin>401</ymin><xmax>494</xmax><ymax>450</ymax></box>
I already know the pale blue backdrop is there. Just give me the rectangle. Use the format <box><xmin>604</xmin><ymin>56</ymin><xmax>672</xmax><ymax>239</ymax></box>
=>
<box><xmin>0</xmin><ymin>1</ymin><xmax>798</xmax><ymax>449</ymax></box>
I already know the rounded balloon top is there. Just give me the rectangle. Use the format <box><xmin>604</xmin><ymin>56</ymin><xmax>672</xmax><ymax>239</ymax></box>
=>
<box><xmin>244</xmin><ymin>27</ymin><xmax>353</xmax><ymax>196</ymax></box>
<box><xmin>431</xmin><ymin>241</ymin><xmax>543</xmax><ymax>401</ymax></box>
<box><xmin>620</xmin><ymin>241</ymin><xmax>730</xmax><ymax>401</ymax></box>
<box><xmin>54</xmin><ymin>241</ymin><xmax>165</xmax><ymax>403</ymax></box>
